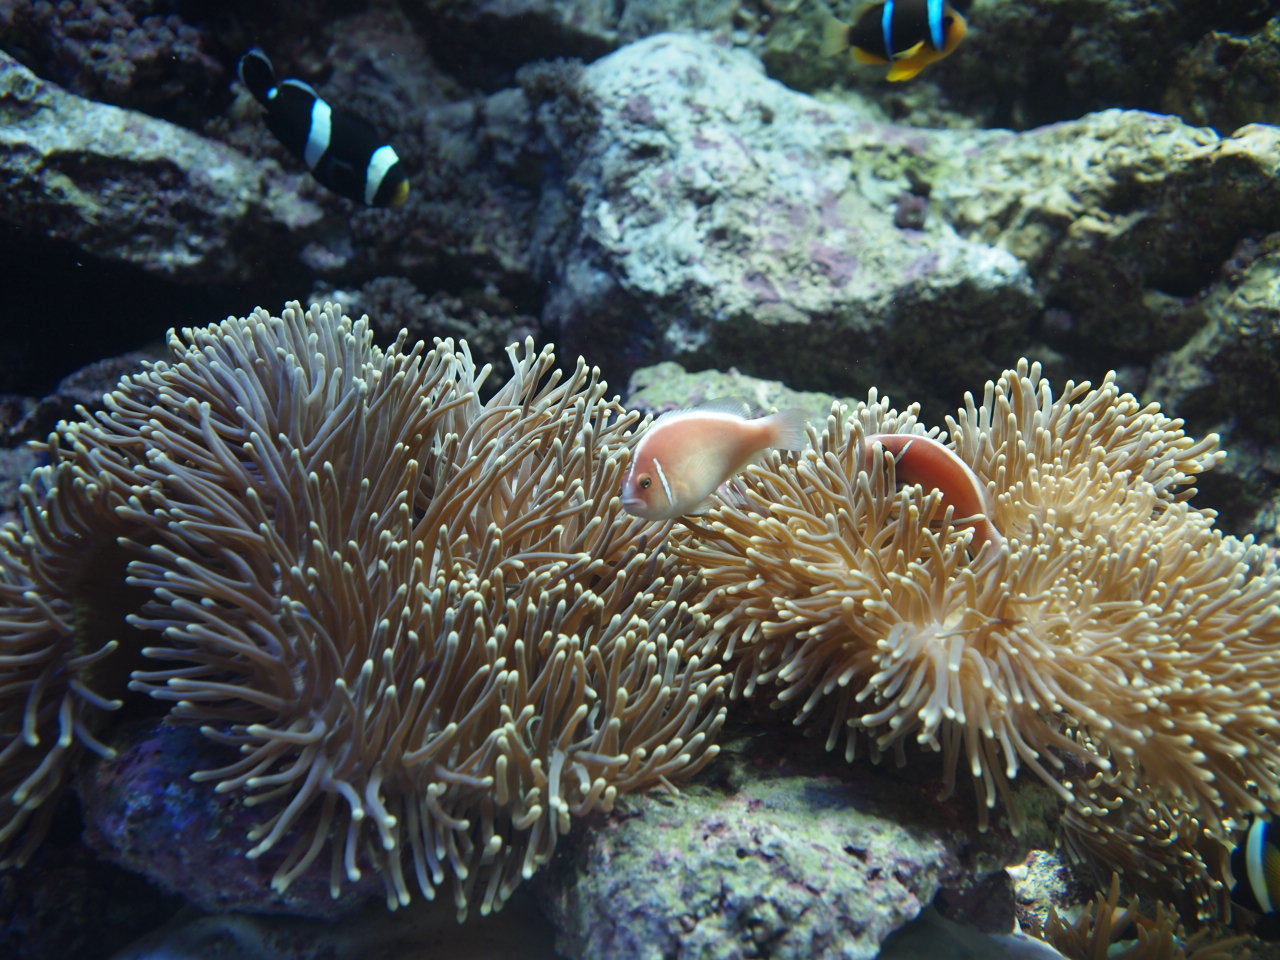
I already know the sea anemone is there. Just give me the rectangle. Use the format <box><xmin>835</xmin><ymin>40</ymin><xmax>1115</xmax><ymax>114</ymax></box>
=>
<box><xmin>0</xmin><ymin>433</ymin><xmax>137</xmax><ymax>866</ymax></box>
<box><xmin>0</xmin><ymin>302</ymin><xmax>726</xmax><ymax>915</ymax></box>
<box><xmin>675</xmin><ymin>359</ymin><xmax>1280</xmax><ymax>901</ymax></box>
<box><xmin>1041</xmin><ymin>872</ymin><xmax>1251</xmax><ymax>960</ymax></box>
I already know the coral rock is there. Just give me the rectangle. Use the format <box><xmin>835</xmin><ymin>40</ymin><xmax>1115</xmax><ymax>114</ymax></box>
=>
<box><xmin>542</xmin><ymin>731</ymin><xmax>1049</xmax><ymax>960</ymax></box>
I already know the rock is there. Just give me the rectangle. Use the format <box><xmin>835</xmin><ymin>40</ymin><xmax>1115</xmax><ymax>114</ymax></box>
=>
<box><xmin>625</xmin><ymin>360</ymin><xmax>854</xmax><ymax>419</ymax></box>
<box><xmin>944</xmin><ymin>0</ymin><xmax>1276</xmax><ymax>129</ymax></box>
<box><xmin>1146</xmin><ymin>237</ymin><xmax>1280</xmax><ymax>535</ymax></box>
<box><xmin>877</xmin><ymin>908</ymin><xmax>1070</xmax><ymax>960</ymax></box>
<box><xmin>0</xmin><ymin>798</ymin><xmax>181</xmax><ymax>960</ymax></box>
<box><xmin>109</xmin><ymin>890</ymin><xmax>560</xmax><ymax>960</ymax></box>
<box><xmin>1006</xmin><ymin>849</ymin><xmax>1092</xmax><ymax>942</ymax></box>
<box><xmin>78</xmin><ymin>724</ymin><xmax>385</xmax><ymax>917</ymax></box>
<box><xmin>1163</xmin><ymin>17</ymin><xmax>1280</xmax><ymax>133</ymax></box>
<box><xmin>310</xmin><ymin>277</ymin><xmax>539</xmax><ymax>364</ymax></box>
<box><xmin>940</xmin><ymin>112</ymin><xmax>1280</xmax><ymax>392</ymax></box>
<box><xmin>0</xmin><ymin>50</ymin><xmax>322</xmax><ymax>283</ymax></box>
<box><xmin>541</xmin><ymin>728</ymin><xmax>1055</xmax><ymax>960</ymax></box>
<box><xmin>536</xmin><ymin>33</ymin><xmax>1038</xmax><ymax>412</ymax></box>
<box><xmin>0</xmin><ymin>0</ymin><xmax>224</xmax><ymax>126</ymax></box>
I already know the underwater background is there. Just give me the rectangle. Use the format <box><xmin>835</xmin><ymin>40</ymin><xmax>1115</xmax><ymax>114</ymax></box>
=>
<box><xmin>2</xmin><ymin>1</ymin><xmax>1280</xmax><ymax>958</ymax></box>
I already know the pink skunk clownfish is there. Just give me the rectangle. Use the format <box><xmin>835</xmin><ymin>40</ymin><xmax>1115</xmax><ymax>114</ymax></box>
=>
<box><xmin>621</xmin><ymin>402</ymin><xmax>808</xmax><ymax>522</ymax></box>
<box><xmin>822</xmin><ymin>0</ymin><xmax>968</xmax><ymax>82</ymax></box>
<box><xmin>866</xmin><ymin>433</ymin><xmax>1003</xmax><ymax>549</ymax></box>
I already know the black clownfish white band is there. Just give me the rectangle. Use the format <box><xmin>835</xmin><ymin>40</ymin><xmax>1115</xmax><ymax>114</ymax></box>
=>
<box><xmin>237</xmin><ymin>47</ymin><xmax>409</xmax><ymax>207</ymax></box>
<box><xmin>1247</xmin><ymin>816</ymin><xmax>1277</xmax><ymax>914</ymax></box>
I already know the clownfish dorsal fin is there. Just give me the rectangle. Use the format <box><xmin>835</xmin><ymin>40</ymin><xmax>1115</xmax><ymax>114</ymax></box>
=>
<box><xmin>655</xmin><ymin>397</ymin><xmax>751</xmax><ymax>423</ymax></box>
<box><xmin>279</xmin><ymin>77</ymin><xmax>321</xmax><ymax>100</ymax></box>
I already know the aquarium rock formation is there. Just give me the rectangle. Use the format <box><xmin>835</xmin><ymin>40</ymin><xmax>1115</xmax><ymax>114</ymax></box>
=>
<box><xmin>543</xmin><ymin>731</ymin><xmax>1052</xmax><ymax>960</ymax></box>
<box><xmin>2</xmin><ymin>1</ymin><xmax>1280</xmax><ymax>956</ymax></box>
<box><xmin>0</xmin><ymin>50</ymin><xmax>322</xmax><ymax>281</ymax></box>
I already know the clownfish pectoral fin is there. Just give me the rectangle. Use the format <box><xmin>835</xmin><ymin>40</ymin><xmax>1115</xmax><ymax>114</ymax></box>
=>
<box><xmin>886</xmin><ymin>56</ymin><xmax>929</xmax><ymax>81</ymax></box>
<box><xmin>820</xmin><ymin>13</ymin><xmax>853</xmax><ymax>57</ymax></box>
<box><xmin>686</xmin><ymin>497</ymin><xmax>716</xmax><ymax>516</ymax></box>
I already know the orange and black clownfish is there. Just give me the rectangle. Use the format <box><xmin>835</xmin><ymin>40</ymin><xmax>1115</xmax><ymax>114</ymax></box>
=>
<box><xmin>822</xmin><ymin>0</ymin><xmax>968</xmax><ymax>82</ymax></box>
<box><xmin>1232</xmin><ymin>817</ymin><xmax>1280</xmax><ymax>939</ymax></box>
<box><xmin>237</xmin><ymin>47</ymin><xmax>410</xmax><ymax>207</ymax></box>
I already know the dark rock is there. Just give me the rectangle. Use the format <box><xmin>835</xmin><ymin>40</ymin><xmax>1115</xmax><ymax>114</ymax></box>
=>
<box><xmin>0</xmin><ymin>49</ymin><xmax>322</xmax><ymax>283</ymax></box>
<box><xmin>1164</xmin><ymin>16</ymin><xmax>1280</xmax><ymax>133</ymax></box>
<box><xmin>541</xmin><ymin>727</ymin><xmax>1056</xmax><ymax>960</ymax></box>
<box><xmin>110</xmin><ymin>890</ymin><xmax>563</xmax><ymax>960</ymax></box>
<box><xmin>0</xmin><ymin>796</ymin><xmax>182</xmax><ymax>960</ymax></box>
<box><xmin>78</xmin><ymin>723</ymin><xmax>385</xmax><ymax>917</ymax></box>
<box><xmin>1147</xmin><ymin>240</ymin><xmax>1280</xmax><ymax>536</ymax></box>
<box><xmin>0</xmin><ymin>0</ymin><xmax>225</xmax><ymax>126</ymax></box>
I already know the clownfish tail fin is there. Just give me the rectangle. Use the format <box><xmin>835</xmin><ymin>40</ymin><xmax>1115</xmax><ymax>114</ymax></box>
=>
<box><xmin>766</xmin><ymin>409</ymin><xmax>809</xmax><ymax>451</ymax></box>
<box><xmin>820</xmin><ymin>13</ymin><xmax>852</xmax><ymax>57</ymax></box>
<box><xmin>237</xmin><ymin>47</ymin><xmax>277</xmax><ymax>106</ymax></box>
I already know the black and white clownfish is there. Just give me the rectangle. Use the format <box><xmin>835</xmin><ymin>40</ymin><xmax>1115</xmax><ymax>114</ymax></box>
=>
<box><xmin>1232</xmin><ymin>817</ymin><xmax>1280</xmax><ymax>939</ymax></box>
<box><xmin>822</xmin><ymin>0</ymin><xmax>968</xmax><ymax>82</ymax></box>
<box><xmin>237</xmin><ymin>47</ymin><xmax>409</xmax><ymax>207</ymax></box>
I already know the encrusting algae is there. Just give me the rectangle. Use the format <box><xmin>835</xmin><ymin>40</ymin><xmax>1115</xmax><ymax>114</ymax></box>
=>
<box><xmin>0</xmin><ymin>302</ymin><xmax>727</xmax><ymax>916</ymax></box>
<box><xmin>673</xmin><ymin>359</ymin><xmax>1280</xmax><ymax>912</ymax></box>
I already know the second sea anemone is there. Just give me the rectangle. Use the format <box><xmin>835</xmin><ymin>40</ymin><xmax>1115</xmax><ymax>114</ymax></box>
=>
<box><xmin>675</xmin><ymin>359</ymin><xmax>1280</xmax><ymax>904</ymax></box>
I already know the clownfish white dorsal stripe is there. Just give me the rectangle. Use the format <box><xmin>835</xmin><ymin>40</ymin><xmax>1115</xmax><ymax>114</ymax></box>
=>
<box><xmin>236</xmin><ymin>47</ymin><xmax>409</xmax><ymax>207</ymax></box>
<box><xmin>621</xmin><ymin>401</ymin><xmax>808</xmax><ymax>522</ymax></box>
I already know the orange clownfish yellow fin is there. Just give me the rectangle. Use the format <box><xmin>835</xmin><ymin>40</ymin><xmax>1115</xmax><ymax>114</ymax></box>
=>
<box><xmin>884</xmin><ymin>41</ymin><xmax>929</xmax><ymax>81</ymax></box>
<box><xmin>886</xmin><ymin>58</ymin><xmax>928</xmax><ymax>81</ymax></box>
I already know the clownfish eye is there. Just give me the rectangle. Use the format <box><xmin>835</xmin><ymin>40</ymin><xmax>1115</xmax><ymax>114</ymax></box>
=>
<box><xmin>638</xmin><ymin>474</ymin><xmax>652</xmax><ymax>490</ymax></box>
